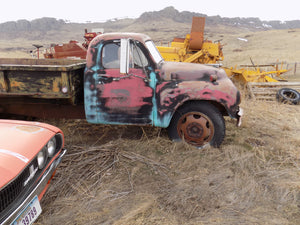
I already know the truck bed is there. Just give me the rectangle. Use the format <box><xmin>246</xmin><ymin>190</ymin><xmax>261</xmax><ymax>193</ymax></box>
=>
<box><xmin>0</xmin><ymin>58</ymin><xmax>85</xmax><ymax>98</ymax></box>
<box><xmin>0</xmin><ymin>58</ymin><xmax>86</xmax><ymax>119</ymax></box>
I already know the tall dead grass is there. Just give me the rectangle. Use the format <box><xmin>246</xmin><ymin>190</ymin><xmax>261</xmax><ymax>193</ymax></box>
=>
<box><xmin>36</xmin><ymin>97</ymin><xmax>300</xmax><ymax>224</ymax></box>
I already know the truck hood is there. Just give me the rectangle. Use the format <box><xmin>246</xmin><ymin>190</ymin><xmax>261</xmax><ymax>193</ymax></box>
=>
<box><xmin>159</xmin><ymin>61</ymin><xmax>227</xmax><ymax>81</ymax></box>
<box><xmin>0</xmin><ymin>120</ymin><xmax>58</xmax><ymax>188</ymax></box>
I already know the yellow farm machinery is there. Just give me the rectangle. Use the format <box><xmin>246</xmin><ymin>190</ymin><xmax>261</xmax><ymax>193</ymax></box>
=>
<box><xmin>156</xmin><ymin>17</ymin><xmax>300</xmax><ymax>104</ymax></box>
<box><xmin>157</xmin><ymin>17</ymin><xmax>223</xmax><ymax>65</ymax></box>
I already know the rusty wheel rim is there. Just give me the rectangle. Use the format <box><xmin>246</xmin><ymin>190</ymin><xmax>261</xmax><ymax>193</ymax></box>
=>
<box><xmin>177</xmin><ymin>111</ymin><xmax>214</xmax><ymax>147</ymax></box>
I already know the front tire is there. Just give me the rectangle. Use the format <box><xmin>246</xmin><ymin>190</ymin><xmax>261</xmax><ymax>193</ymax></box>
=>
<box><xmin>167</xmin><ymin>102</ymin><xmax>225</xmax><ymax>148</ymax></box>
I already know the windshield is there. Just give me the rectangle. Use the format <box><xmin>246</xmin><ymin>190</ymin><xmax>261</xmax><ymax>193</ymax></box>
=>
<box><xmin>145</xmin><ymin>40</ymin><xmax>164</xmax><ymax>64</ymax></box>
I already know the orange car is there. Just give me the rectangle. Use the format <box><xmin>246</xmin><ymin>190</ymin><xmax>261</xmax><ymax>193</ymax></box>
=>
<box><xmin>0</xmin><ymin>120</ymin><xmax>66</xmax><ymax>225</ymax></box>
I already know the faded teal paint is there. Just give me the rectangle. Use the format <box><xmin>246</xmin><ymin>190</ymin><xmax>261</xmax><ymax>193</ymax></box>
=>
<box><xmin>156</xmin><ymin>111</ymin><xmax>172</xmax><ymax>128</ymax></box>
<box><xmin>149</xmin><ymin>70</ymin><xmax>157</xmax><ymax>126</ymax></box>
<box><xmin>148</xmin><ymin>70</ymin><xmax>172</xmax><ymax>128</ymax></box>
<box><xmin>84</xmin><ymin>68</ymin><xmax>98</xmax><ymax>124</ymax></box>
<box><xmin>84</xmin><ymin>43</ymin><xmax>106</xmax><ymax>124</ymax></box>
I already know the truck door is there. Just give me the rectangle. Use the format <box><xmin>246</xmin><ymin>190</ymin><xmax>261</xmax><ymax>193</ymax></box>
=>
<box><xmin>86</xmin><ymin>39</ymin><xmax>154</xmax><ymax>125</ymax></box>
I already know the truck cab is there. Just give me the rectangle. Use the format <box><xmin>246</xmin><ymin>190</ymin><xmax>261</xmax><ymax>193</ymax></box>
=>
<box><xmin>84</xmin><ymin>33</ymin><xmax>242</xmax><ymax>148</ymax></box>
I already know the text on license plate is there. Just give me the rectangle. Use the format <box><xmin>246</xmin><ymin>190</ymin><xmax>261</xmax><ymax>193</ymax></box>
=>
<box><xmin>12</xmin><ymin>195</ymin><xmax>42</xmax><ymax>225</ymax></box>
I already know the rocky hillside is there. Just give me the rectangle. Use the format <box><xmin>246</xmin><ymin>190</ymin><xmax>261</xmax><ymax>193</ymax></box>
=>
<box><xmin>0</xmin><ymin>6</ymin><xmax>299</xmax><ymax>42</ymax></box>
<box><xmin>137</xmin><ymin>6</ymin><xmax>300</xmax><ymax>29</ymax></box>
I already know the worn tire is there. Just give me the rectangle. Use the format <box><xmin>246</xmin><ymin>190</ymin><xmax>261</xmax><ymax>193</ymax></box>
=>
<box><xmin>276</xmin><ymin>88</ymin><xmax>300</xmax><ymax>105</ymax></box>
<box><xmin>167</xmin><ymin>102</ymin><xmax>225</xmax><ymax>148</ymax></box>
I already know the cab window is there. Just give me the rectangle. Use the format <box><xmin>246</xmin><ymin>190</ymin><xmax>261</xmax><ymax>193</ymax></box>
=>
<box><xmin>102</xmin><ymin>41</ymin><xmax>120</xmax><ymax>69</ymax></box>
<box><xmin>129</xmin><ymin>41</ymin><xmax>149</xmax><ymax>68</ymax></box>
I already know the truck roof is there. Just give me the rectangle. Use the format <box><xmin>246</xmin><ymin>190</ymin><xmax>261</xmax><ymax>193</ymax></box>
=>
<box><xmin>90</xmin><ymin>32</ymin><xmax>152</xmax><ymax>45</ymax></box>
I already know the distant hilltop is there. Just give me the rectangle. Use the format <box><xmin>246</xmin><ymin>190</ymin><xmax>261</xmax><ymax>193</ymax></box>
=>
<box><xmin>137</xmin><ymin>6</ymin><xmax>300</xmax><ymax>29</ymax></box>
<box><xmin>0</xmin><ymin>6</ymin><xmax>299</xmax><ymax>41</ymax></box>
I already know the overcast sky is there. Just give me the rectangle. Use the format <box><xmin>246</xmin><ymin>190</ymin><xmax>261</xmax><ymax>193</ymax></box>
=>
<box><xmin>1</xmin><ymin>0</ymin><xmax>299</xmax><ymax>23</ymax></box>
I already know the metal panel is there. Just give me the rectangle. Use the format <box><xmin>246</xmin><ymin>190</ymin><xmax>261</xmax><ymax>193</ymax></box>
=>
<box><xmin>189</xmin><ymin>17</ymin><xmax>205</xmax><ymax>50</ymax></box>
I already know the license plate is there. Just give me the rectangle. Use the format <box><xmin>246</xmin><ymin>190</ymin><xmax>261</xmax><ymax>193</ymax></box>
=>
<box><xmin>12</xmin><ymin>195</ymin><xmax>42</xmax><ymax>225</ymax></box>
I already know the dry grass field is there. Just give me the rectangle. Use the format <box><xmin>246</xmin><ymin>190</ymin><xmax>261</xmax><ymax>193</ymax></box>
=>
<box><xmin>1</xmin><ymin>22</ymin><xmax>300</xmax><ymax>224</ymax></box>
<box><xmin>220</xmin><ymin>29</ymin><xmax>300</xmax><ymax>71</ymax></box>
<box><xmin>36</xmin><ymin>99</ymin><xmax>300</xmax><ymax>224</ymax></box>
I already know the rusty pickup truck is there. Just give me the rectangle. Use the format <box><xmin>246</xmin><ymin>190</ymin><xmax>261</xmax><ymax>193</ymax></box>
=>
<box><xmin>0</xmin><ymin>33</ymin><xmax>242</xmax><ymax>148</ymax></box>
